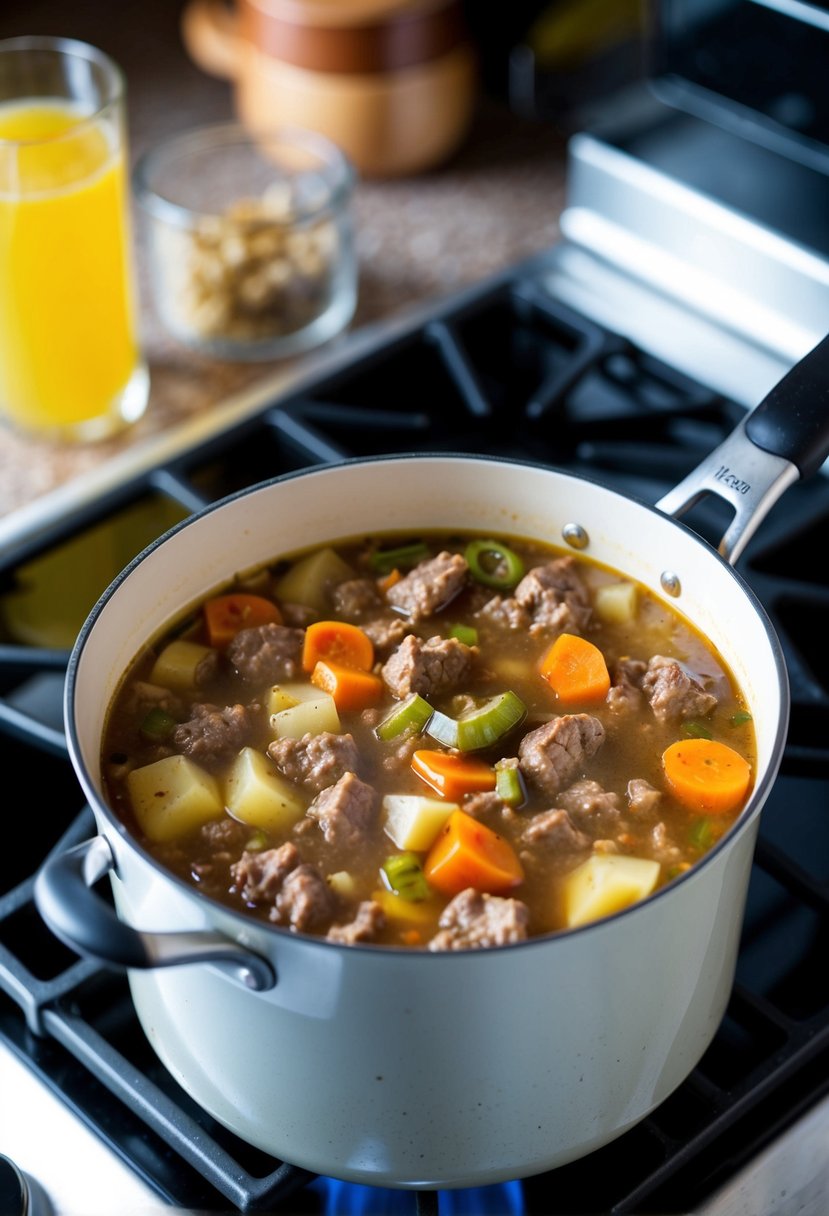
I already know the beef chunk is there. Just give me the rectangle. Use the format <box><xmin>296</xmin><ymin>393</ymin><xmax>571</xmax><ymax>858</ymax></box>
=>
<box><xmin>268</xmin><ymin>731</ymin><xmax>359</xmax><ymax>793</ymax></box>
<box><xmin>385</xmin><ymin>551</ymin><xmax>468</xmax><ymax>621</ymax></box>
<box><xmin>232</xmin><ymin>841</ymin><xmax>300</xmax><ymax>902</ymax></box>
<box><xmin>627</xmin><ymin>778</ymin><xmax>662</xmax><ymax>815</ymax></box>
<box><xmin>273</xmin><ymin>863</ymin><xmax>335</xmax><ymax>931</ymax></box>
<box><xmin>126</xmin><ymin>681</ymin><xmax>185</xmax><ymax>720</ymax></box>
<box><xmin>557</xmin><ymin>779</ymin><xmax>621</xmax><ymax>830</ymax></box>
<box><xmin>173</xmin><ymin>702</ymin><xmax>257</xmax><ymax>767</ymax></box>
<box><xmin>641</xmin><ymin>655</ymin><xmax>717</xmax><ymax>723</ymax></box>
<box><xmin>606</xmin><ymin>658</ymin><xmax>647</xmax><ymax>715</ymax></box>
<box><xmin>462</xmin><ymin>790</ymin><xmax>505</xmax><ymax>819</ymax></box>
<box><xmin>227</xmin><ymin>623</ymin><xmax>305</xmax><ymax>685</ymax></box>
<box><xmin>475</xmin><ymin>556</ymin><xmax>591</xmax><ymax>638</ymax></box>
<box><xmin>362</xmin><ymin>614</ymin><xmax>410</xmax><ymax>654</ymax></box>
<box><xmin>200</xmin><ymin>817</ymin><xmax>251</xmax><ymax>854</ymax></box>
<box><xmin>381</xmin><ymin>633</ymin><xmax>476</xmax><ymax>700</ymax></box>
<box><xmin>327</xmin><ymin>900</ymin><xmax>386</xmax><ymax>944</ymax></box>
<box><xmin>428</xmin><ymin>889</ymin><xmax>530</xmax><ymax>951</ymax></box>
<box><xmin>331</xmin><ymin>578</ymin><xmax>382</xmax><ymax>619</ymax></box>
<box><xmin>307</xmin><ymin>772</ymin><xmax>377</xmax><ymax>850</ymax></box>
<box><xmin>521</xmin><ymin>808</ymin><xmax>591</xmax><ymax>853</ymax></box>
<box><xmin>518</xmin><ymin>714</ymin><xmax>605</xmax><ymax>799</ymax></box>
<box><xmin>279</xmin><ymin>601</ymin><xmax>318</xmax><ymax>627</ymax></box>
<box><xmin>476</xmin><ymin>595</ymin><xmax>532</xmax><ymax>632</ymax></box>
<box><xmin>650</xmin><ymin>822</ymin><xmax>682</xmax><ymax>865</ymax></box>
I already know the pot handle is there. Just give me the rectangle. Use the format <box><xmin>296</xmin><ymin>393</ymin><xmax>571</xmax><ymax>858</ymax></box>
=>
<box><xmin>656</xmin><ymin>331</ymin><xmax>829</xmax><ymax>564</ymax></box>
<box><xmin>34</xmin><ymin>836</ymin><xmax>276</xmax><ymax>992</ymax></box>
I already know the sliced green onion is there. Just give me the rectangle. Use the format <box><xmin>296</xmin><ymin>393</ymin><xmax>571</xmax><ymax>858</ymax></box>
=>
<box><xmin>495</xmin><ymin>759</ymin><xmax>525</xmax><ymax>807</ymax></box>
<box><xmin>426</xmin><ymin>690</ymin><xmax>527</xmax><ymax>752</ymax></box>
<box><xmin>464</xmin><ymin>539</ymin><xmax>525</xmax><ymax>590</ymax></box>
<box><xmin>375</xmin><ymin>693</ymin><xmax>434</xmax><ymax>742</ymax></box>
<box><xmin>447</xmin><ymin>623</ymin><xmax>478</xmax><ymax>646</ymax></box>
<box><xmin>139</xmin><ymin>707</ymin><xmax>177</xmax><ymax>742</ymax></box>
<box><xmin>689</xmin><ymin>818</ymin><xmax>714</xmax><ymax>850</ymax></box>
<box><xmin>369</xmin><ymin>542</ymin><xmax>430</xmax><ymax>575</ymax></box>
<box><xmin>381</xmin><ymin>853</ymin><xmax>431</xmax><ymax>902</ymax></box>
<box><xmin>730</xmin><ymin>710</ymin><xmax>753</xmax><ymax>726</ymax></box>
<box><xmin>682</xmin><ymin>719</ymin><xmax>713</xmax><ymax>740</ymax></box>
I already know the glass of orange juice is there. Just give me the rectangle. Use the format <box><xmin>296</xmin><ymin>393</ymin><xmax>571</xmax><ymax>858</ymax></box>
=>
<box><xmin>0</xmin><ymin>36</ymin><xmax>148</xmax><ymax>442</ymax></box>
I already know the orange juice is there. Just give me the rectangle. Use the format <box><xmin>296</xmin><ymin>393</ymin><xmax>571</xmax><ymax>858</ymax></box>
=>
<box><xmin>0</xmin><ymin>98</ymin><xmax>144</xmax><ymax>437</ymax></box>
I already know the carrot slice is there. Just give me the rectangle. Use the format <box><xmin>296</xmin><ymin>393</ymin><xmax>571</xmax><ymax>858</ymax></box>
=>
<box><xmin>424</xmin><ymin>809</ymin><xmax>524</xmax><ymax>897</ymax></box>
<box><xmin>411</xmin><ymin>750</ymin><xmax>496</xmax><ymax>802</ymax></box>
<box><xmin>377</xmin><ymin>568</ymin><xmax>402</xmax><ymax>594</ymax></box>
<box><xmin>311</xmin><ymin>659</ymin><xmax>383</xmax><ymax>712</ymax></box>
<box><xmin>662</xmin><ymin>738</ymin><xmax>752</xmax><ymax>813</ymax></box>
<box><xmin>540</xmin><ymin>632</ymin><xmax>610</xmax><ymax>705</ymax></box>
<box><xmin>203</xmin><ymin>593</ymin><xmax>282</xmax><ymax>648</ymax></box>
<box><xmin>302</xmin><ymin>620</ymin><xmax>374</xmax><ymax>673</ymax></box>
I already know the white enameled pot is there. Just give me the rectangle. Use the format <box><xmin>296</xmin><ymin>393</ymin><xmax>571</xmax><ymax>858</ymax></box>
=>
<box><xmin>35</xmin><ymin>337</ymin><xmax>829</xmax><ymax>1187</ymax></box>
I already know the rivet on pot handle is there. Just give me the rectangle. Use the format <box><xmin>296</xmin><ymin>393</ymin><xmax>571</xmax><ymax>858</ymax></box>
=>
<box><xmin>656</xmin><ymin>332</ymin><xmax>829</xmax><ymax>565</ymax></box>
<box><xmin>34</xmin><ymin>837</ymin><xmax>276</xmax><ymax>992</ymax></box>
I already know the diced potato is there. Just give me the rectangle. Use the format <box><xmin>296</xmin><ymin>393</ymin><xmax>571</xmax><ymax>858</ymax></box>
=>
<box><xmin>274</xmin><ymin>546</ymin><xmax>355</xmax><ymax>613</ymax></box>
<box><xmin>127</xmin><ymin>754</ymin><xmax>223</xmax><ymax>843</ymax></box>
<box><xmin>382</xmin><ymin>795</ymin><xmax>458</xmax><ymax>852</ymax></box>
<box><xmin>594</xmin><ymin>581</ymin><xmax>638</xmax><ymax>625</ymax></box>
<box><xmin>266</xmin><ymin>681</ymin><xmax>328</xmax><ymax>715</ymax></box>
<box><xmin>327</xmin><ymin>870</ymin><xmax>357</xmax><ymax>898</ymax></box>
<box><xmin>372</xmin><ymin>888</ymin><xmax>441</xmax><ymax>927</ymax></box>
<box><xmin>224</xmin><ymin>746</ymin><xmax>306</xmax><ymax>833</ymax></box>
<box><xmin>149</xmin><ymin>639</ymin><xmax>215</xmax><ymax>693</ymax></box>
<box><xmin>270</xmin><ymin>690</ymin><xmax>341</xmax><ymax>738</ymax></box>
<box><xmin>487</xmin><ymin>656</ymin><xmax>529</xmax><ymax>684</ymax></box>
<box><xmin>564</xmin><ymin>854</ymin><xmax>660</xmax><ymax>928</ymax></box>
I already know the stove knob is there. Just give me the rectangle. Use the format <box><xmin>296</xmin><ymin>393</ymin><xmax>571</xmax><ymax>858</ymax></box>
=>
<box><xmin>0</xmin><ymin>1154</ymin><xmax>51</xmax><ymax>1216</ymax></box>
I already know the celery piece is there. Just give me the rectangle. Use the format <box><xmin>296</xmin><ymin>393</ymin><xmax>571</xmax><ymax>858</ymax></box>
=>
<box><xmin>426</xmin><ymin>690</ymin><xmax>527</xmax><ymax>752</ymax></box>
<box><xmin>139</xmin><ymin>707</ymin><xmax>177</xmax><ymax>742</ymax></box>
<box><xmin>381</xmin><ymin>853</ymin><xmax>431</xmax><ymax>902</ymax></box>
<box><xmin>495</xmin><ymin>760</ymin><xmax>525</xmax><ymax>807</ymax></box>
<box><xmin>447</xmin><ymin>623</ymin><xmax>478</xmax><ymax>646</ymax></box>
<box><xmin>375</xmin><ymin>693</ymin><xmax>434</xmax><ymax>741</ymax></box>
<box><xmin>369</xmin><ymin>542</ymin><xmax>430</xmax><ymax>575</ymax></box>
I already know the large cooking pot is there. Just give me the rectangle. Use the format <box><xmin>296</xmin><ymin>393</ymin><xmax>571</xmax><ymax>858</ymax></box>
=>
<box><xmin>35</xmin><ymin>336</ymin><xmax>829</xmax><ymax>1188</ymax></box>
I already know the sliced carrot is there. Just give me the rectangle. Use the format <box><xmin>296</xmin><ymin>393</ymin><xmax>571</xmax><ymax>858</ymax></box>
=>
<box><xmin>377</xmin><ymin>568</ymin><xmax>402</xmax><ymax>594</ymax></box>
<box><xmin>539</xmin><ymin>632</ymin><xmax>610</xmax><ymax>705</ymax></box>
<box><xmin>311</xmin><ymin>659</ymin><xmax>383</xmax><ymax>712</ymax></box>
<box><xmin>662</xmin><ymin>738</ymin><xmax>752</xmax><ymax>814</ymax></box>
<box><xmin>411</xmin><ymin>749</ymin><xmax>496</xmax><ymax>802</ymax></box>
<box><xmin>424</xmin><ymin>809</ymin><xmax>524</xmax><ymax>897</ymax></box>
<box><xmin>302</xmin><ymin>620</ymin><xmax>374</xmax><ymax>673</ymax></box>
<box><xmin>203</xmin><ymin>593</ymin><xmax>282</xmax><ymax>648</ymax></box>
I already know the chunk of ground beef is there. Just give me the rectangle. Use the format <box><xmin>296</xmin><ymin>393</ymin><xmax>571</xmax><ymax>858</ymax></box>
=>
<box><xmin>327</xmin><ymin>900</ymin><xmax>386</xmax><ymax>944</ymax></box>
<box><xmin>606</xmin><ymin>658</ymin><xmax>647</xmax><ymax>715</ymax></box>
<box><xmin>428</xmin><ymin>889</ymin><xmax>530</xmax><ymax>951</ymax></box>
<box><xmin>627</xmin><ymin>778</ymin><xmax>662</xmax><ymax>815</ymax></box>
<box><xmin>381</xmin><ymin>633</ymin><xmax>476</xmax><ymax>699</ymax></box>
<box><xmin>126</xmin><ymin>681</ymin><xmax>185</xmax><ymax>720</ymax></box>
<box><xmin>227</xmin><ymin>623</ymin><xmax>305</xmax><ymax>685</ymax></box>
<box><xmin>557</xmin><ymin>779</ymin><xmax>621</xmax><ymax>830</ymax></box>
<box><xmin>232</xmin><ymin>841</ymin><xmax>300</xmax><ymax>902</ymax></box>
<box><xmin>462</xmin><ymin>790</ymin><xmax>505</xmax><ymax>819</ymax></box>
<box><xmin>268</xmin><ymin>731</ymin><xmax>359</xmax><ymax>793</ymax></box>
<box><xmin>641</xmin><ymin>655</ymin><xmax>718</xmax><ymax>723</ymax></box>
<box><xmin>513</xmin><ymin>556</ymin><xmax>592</xmax><ymax>635</ymax></box>
<box><xmin>521</xmin><ymin>808</ymin><xmax>591</xmax><ymax>853</ymax></box>
<box><xmin>362</xmin><ymin>614</ymin><xmax>410</xmax><ymax>654</ymax></box>
<box><xmin>518</xmin><ymin>714</ymin><xmax>605</xmax><ymax>799</ymax></box>
<box><xmin>306</xmin><ymin>772</ymin><xmax>377</xmax><ymax>850</ymax></box>
<box><xmin>331</xmin><ymin>578</ymin><xmax>382</xmax><ymax>619</ymax></box>
<box><xmin>272</xmin><ymin>863</ymin><xmax>335</xmax><ymax>931</ymax></box>
<box><xmin>385</xmin><ymin>551</ymin><xmax>468</xmax><ymax>622</ymax></box>
<box><xmin>173</xmin><ymin>702</ymin><xmax>258</xmax><ymax>767</ymax></box>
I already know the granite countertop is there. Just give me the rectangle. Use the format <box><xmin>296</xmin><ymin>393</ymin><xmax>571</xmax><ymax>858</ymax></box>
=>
<box><xmin>0</xmin><ymin>0</ymin><xmax>568</xmax><ymax>522</ymax></box>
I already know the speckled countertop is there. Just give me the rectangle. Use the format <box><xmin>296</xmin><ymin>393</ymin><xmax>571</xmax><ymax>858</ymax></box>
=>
<box><xmin>0</xmin><ymin>0</ymin><xmax>568</xmax><ymax>521</ymax></box>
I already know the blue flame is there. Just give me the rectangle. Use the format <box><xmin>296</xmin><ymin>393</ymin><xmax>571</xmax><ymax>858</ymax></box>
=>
<box><xmin>310</xmin><ymin>1177</ymin><xmax>525</xmax><ymax>1215</ymax></box>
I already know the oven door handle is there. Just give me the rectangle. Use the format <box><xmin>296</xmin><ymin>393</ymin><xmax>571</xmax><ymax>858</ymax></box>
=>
<box><xmin>34</xmin><ymin>836</ymin><xmax>276</xmax><ymax>992</ymax></box>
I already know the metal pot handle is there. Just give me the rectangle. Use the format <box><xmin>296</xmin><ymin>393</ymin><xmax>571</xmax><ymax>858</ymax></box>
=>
<box><xmin>656</xmin><ymin>331</ymin><xmax>829</xmax><ymax>564</ymax></box>
<box><xmin>34</xmin><ymin>836</ymin><xmax>276</xmax><ymax>992</ymax></box>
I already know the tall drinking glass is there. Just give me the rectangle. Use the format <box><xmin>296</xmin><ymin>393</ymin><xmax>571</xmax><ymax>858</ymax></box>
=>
<box><xmin>0</xmin><ymin>36</ymin><xmax>148</xmax><ymax>442</ymax></box>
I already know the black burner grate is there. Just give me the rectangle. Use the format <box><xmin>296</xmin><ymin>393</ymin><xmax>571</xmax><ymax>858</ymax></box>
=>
<box><xmin>2</xmin><ymin>269</ymin><xmax>829</xmax><ymax>1213</ymax></box>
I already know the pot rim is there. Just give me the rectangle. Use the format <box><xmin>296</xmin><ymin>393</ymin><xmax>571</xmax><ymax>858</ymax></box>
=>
<box><xmin>65</xmin><ymin>450</ymin><xmax>790</xmax><ymax>958</ymax></box>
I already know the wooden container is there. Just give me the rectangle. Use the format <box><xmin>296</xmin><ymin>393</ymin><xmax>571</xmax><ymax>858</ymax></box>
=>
<box><xmin>181</xmin><ymin>0</ymin><xmax>478</xmax><ymax>178</ymax></box>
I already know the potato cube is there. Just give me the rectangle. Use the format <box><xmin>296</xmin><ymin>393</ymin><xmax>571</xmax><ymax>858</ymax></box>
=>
<box><xmin>127</xmin><ymin>754</ymin><xmax>223</xmax><ymax>843</ymax></box>
<box><xmin>274</xmin><ymin>547</ymin><xmax>355</xmax><ymax>613</ymax></box>
<box><xmin>594</xmin><ymin>582</ymin><xmax>638</xmax><ymax>625</ymax></box>
<box><xmin>564</xmin><ymin>854</ymin><xmax>660</xmax><ymax>928</ymax></box>
<box><xmin>224</xmin><ymin>747</ymin><xmax>305</xmax><ymax>833</ymax></box>
<box><xmin>382</xmin><ymin>795</ymin><xmax>458</xmax><ymax>852</ymax></box>
<box><xmin>266</xmin><ymin>681</ymin><xmax>333</xmax><ymax>715</ymax></box>
<box><xmin>327</xmin><ymin>870</ymin><xmax>357</xmax><ymax>898</ymax></box>
<box><xmin>372</xmin><ymin>887</ymin><xmax>440</xmax><ymax>927</ymax></box>
<box><xmin>270</xmin><ymin>690</ymin><xmax>340</xmax><ymax>738</ymax></box>
<box><xmin>149</xmin><ymin>639</ymin><xmax>216</xmax><ymax>693</ymax></box>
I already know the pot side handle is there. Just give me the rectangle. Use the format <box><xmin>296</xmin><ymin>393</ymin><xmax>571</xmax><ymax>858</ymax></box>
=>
<box><xmin>34</xmin><ymin>837</ymin><xmax>276</xmax><ymax>992</ymax></box>
<box><xmin>656</xmin><ymin>332</ymin><xmax>829</xmax><ymax>564</ymax></box>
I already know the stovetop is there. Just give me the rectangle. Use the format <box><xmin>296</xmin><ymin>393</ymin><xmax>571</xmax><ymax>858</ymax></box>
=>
<box><xmin>2</xmin><ymin>244</ymin><xmax>829</xmax><ymax>1215</ymax></box>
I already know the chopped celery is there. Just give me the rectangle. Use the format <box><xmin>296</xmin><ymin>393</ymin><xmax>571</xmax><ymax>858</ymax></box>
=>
<box><xmin>381</xmin><ymin>853</ymin><xmax>431</xmax><ymax>902</ymax></box>
<box><xmin>375</xmin><ymin>693</ymin><xmax>434</xmax><ymax>741</ymax></box>
<box><xmin>464</xmin><ymin>539</ymin><xmax>524</xmax><ymax>590</ymax></box>
<box><xmin>139</xmin><ymin>707</ymin><xmax>177</xmax><ymax>742</ymax></box>
<box><xmin>689</xmin><ymin>818</ymin><xmax>714</xmax><ymax>850</ymax></box>
<box><xmin>447</xmin><ymin>623</ymin><xmax>478</xmax><ymax>646</ymax></box>
<box><xmin>495</xmin><ymin>760</ymin><xmax>525</xmax><ymax>807</ymax></box>
<box><xmin>369</xmin><ymin>542</ymin><xmax>430</xmax><ymax>574</ymax></box>
<box><xmin>426</xmin><ymin>690</ymin><xmax>527</xmax><ymax>751</ymax></box>
<box><xmin>682</xmin><ymin>719</ymin><xmax>713</xmax><ymax>740</ymax></box>
<box><xmin>731</xmin><ymin>710</ymin><xmax>753</xmax><ymax>726</ymax></box>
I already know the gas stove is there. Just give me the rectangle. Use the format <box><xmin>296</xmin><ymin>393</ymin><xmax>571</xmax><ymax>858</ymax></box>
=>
<box><xmin>3</xmin><ymin>72</ymin><xmax>829</xmax><ymax>1216</ymax></box>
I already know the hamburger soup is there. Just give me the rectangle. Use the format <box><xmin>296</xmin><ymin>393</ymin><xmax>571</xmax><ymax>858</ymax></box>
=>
<box><xmin>100</xmin><ymin>531</ymin><xmax>756</xmax><ymax>950</ymax></box>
